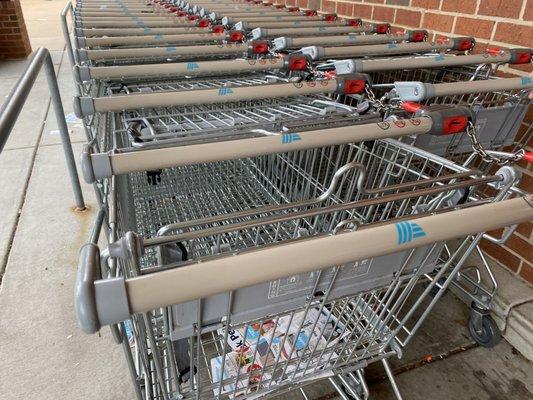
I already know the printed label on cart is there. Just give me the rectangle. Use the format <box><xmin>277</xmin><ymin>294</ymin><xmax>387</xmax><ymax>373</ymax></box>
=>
<box><xmin>187</xmin><ymin>62</ymin><xmax>200</xmax><ymax>70</ymax></box>
<box><xmin>281</xmin><ymin>133</ymin><xmax>301</xmax><ymax>144</ymax></box>
<box><xmin>267</xmin><ymin>259</ymin><xmax>372</xmax><ymax>299</ymax></box>
<box><xmin>218</xmin><ymin>87</ymin><xmax>234</xmax><ymax>96</ymax></box>
<box><xmin>395</xmin><ymin>221</ymin><xmax>426</xmax><ymax>244</ymax></box>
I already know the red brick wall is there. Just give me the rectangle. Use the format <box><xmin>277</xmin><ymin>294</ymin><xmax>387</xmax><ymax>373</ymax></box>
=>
<box><xmin>0</xmin><ymin>0</ymin><xmax>31</xmax><ymax>59</ymax></box>
<box><xmin>282</xmin><ymin>0</ymin><xmax>533</xmax><ymax>285</ymax></box>
<box><xmin>286</xmin><ymin>0</ymin><xmax>532</xmax><ymax>76</ymax></box>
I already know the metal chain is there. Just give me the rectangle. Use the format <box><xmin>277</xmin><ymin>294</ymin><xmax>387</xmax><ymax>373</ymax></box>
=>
<box><xmin>364</xmin><ymin>86</ymin><xmax>391</xmax><ymax>112</ymax></box>
<box><xmin>466</xmin><ymin>122</ymin><xmax>525</xmax><ymax>165</ymax></box>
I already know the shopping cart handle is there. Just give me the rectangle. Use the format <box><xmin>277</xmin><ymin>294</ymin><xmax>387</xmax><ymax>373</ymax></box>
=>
<box><xmin>75</xmin><ymin>242</ymin><xmax>131</xmax><ymax>334</ymax></box>
<box><xmin>395</xmin><ymin>77</ymin><xmax>533</xmax><ymax>101</ymax></box>
<box><xmin>75</xmin><ymin>244</ymin><xmax>101</xmax><ymax>334</ymax></box>
<box><xmin>98</xmin><ymin>196</ymin><xmax>533</xmax><ymax>320</ymax></box>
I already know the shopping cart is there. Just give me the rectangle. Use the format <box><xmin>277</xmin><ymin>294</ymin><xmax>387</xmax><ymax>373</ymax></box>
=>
<box><xmin>272</xmin><ymin>29</ymin><xmax>427</xmax><ymax>51</ymax></box>
<box><xmin>75</xmin><ymin>133</ymin><xmax>533</xmax><ymax>399</ymax></box>
<box><xmin>234</xmin><ymin>17</ymin><xmax>361</xmax><ymax>31</ymax></box>
<box><xmin>332</xmin><ymin>49</ymin><xmax>531</xmax><ymax>161</ymax></box>
<box><xmin>75</xmin><ymin>29</ymin><xmax>247</xmax><ymax>49</ymax></box>
<box><xmin>73</xmin><ymin>53</ymin><xmax>311</xmax><ymax>91</ymax></box>
<box><xmin>206</xmin><ymin>8</ymin><xmax>317</xmax><ymax>22</ymax></box>
<box><xmin>325</xmin><ymin>49</ymin><xmax>532</xmax><ymax>160</ymax></box>
<box><xmin>74</xmin><ymin>39</ymin><xmax>271</xmax><ymax>65</ymax></box>
<box><xmin>74</xmin><ymin>73</ymin><xmax>378</xmax><ymax>152</ymax></box>
<box><xmin>249</xmin><ymin>22</ymin><xmax>389</xmax><ymax>40</ymax></box>
<box><xmin>299</xmin><ymin>36</ymin><xmax>475</xmax><ymax>61</ymax></box>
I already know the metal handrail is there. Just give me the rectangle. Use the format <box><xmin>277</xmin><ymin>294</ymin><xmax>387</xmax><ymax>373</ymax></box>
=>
<box><xmin>0</xmin><ymin>47</ymin><xmax>85</xmax><ymax>210</ymax></box>
<box><xmin>60</xmin><ymin>1</ymin><xmax>77</xmax><ymax>70</ymax></box>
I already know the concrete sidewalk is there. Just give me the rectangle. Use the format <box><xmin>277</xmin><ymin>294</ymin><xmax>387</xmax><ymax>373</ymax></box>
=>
<box><xmin>0</xmin><ymin>1</ymin><xmax>531</xmax><ymax>399</ymax></box>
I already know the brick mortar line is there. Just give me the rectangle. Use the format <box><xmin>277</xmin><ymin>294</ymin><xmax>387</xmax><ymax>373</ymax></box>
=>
<box><xmin>519</xmin><ymin>0</ymin><xmax>527</xmax><ymax>20</ymax></box>
<box><xmin>474</xmin><ymin>0</ymin><xmax>481</xmax><ymax>15</ymax></box>
<box><xmin>483</xmin><ymin>252</ymin><xmax>532</xmax><ymax>284</ymax></box>
<box><xmin>451</xmin><ymin>13</ymin><xmax>457</xmax><ymax>33</ymax></box>
<box><xmin>513</xmin><ymin>231</ymin><xmax>531</xmax><ymax>242</ymax></box>
<box><xmin>496</xmin><ymin>243</ymin><xmax>531</xmax><ymax>267</ymax></box>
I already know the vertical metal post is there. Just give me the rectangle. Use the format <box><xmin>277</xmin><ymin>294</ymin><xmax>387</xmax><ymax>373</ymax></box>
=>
<box><xmin>60</xmin><ymin>2</ymin><xmax>77</xmax><ymax>70</ymax></box>
<box><xmin>43</xmin><ymin>51</ymin><xmax>86</xmax><ymax>210</ymax></box>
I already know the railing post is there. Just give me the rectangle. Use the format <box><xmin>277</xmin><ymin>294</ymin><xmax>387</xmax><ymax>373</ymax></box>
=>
<box><xmin>0</xmin><ymin>47</ymin><xmax>86</xmax><ymax>210</ymax></box>
<box><xmin>60</xmin><ymin>2</ymin><xmax>77</xmax><ymax>71</ymax></box>
<box><xmin>44</xmin><ymin>51</ymin><xmax>86</xmax><ymax>210</ymax></box>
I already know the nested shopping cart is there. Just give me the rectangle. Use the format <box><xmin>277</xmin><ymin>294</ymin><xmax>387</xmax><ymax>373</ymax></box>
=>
<box><xmin>299</xmin><ymin>36</ymin><xmax>475</xmax><ymax>61</ymax></box>
<box><xmin>73</xmin><ymin>38</ymin><xmax>271</xmax><ymax>65</ymax></box>
<box><xmin>73</xmin><ymin>73</ymin><xmax>378</xmax><ymax>152</ymax></box>
<box><xmin>75</xmin><ymin>28</ymin><xmax>248</xmax><ymax>49</ymax></box>
<box><xmin>334</xmin><ymin>49</ymin><xmax>533</xmax><ymax>163</ymax></box>
<box><xmin>272</xmin><ymin>29</ymin><xmax>427</xmax><ymax>51</ymax></box>
<box><xmin>234</xmin><ymin>17</ymin><xmax>360</xmax><ymax>31</ymax></box>
<box><xmin>249</xmin><ymin>22</ymin><xmax>389</xmax><ymax>40</ymax></box>
<box><xmin>75</xmin><ymin>123</ymin><xmax>533</xmax><ymax>399</ymax></box>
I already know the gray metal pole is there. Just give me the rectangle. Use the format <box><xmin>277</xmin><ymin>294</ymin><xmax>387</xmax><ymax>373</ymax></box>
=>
<box><xmin>60</xmin><ymin>2</ymin><xmax>77</xmax><ymax>70</ymax></box>
<box><xmin>44</xmin><ymin>51</ymin><xmax>86</xmax><ymax>210</ymax></box>
<box><xmin>0</xmin><ymin>47</ymin><xmax>86</xmax><ymax>210</ymax></box>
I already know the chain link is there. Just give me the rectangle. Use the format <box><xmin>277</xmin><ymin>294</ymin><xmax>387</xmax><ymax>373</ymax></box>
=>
<box><xmin>466</xmin><ymin>122</ymin><xmax>525</xmax><ymax>165</ymax></box>
<box><xmin>364</xmin><ymin>86</ymin><xmax>389</xmax><ymax>111</ymax></box>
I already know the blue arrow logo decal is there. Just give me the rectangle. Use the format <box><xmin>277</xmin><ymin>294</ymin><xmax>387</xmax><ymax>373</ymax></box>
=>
<box><xmin>395</xmin><ymin>221</ymin><xmax>426</xmax><ymax>244</ymax></box>
<box><xmin>281</xmin><ymin>133</ymin><xmax>302</xmax><ymax>144</ymax></box>
<box><xmin>218</xmin><ymin>87</ymin><xmax>233</xmax><ymax>96</ymax></box>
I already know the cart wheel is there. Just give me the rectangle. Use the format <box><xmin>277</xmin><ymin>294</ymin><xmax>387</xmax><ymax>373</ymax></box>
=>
<box><xmin>468</xmin><ymin>314</ymin><xmax>501</xmax><ymax>348</ymax></box>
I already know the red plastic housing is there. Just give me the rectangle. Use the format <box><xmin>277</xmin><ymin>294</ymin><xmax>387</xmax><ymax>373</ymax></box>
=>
<box><xmin>251</xmin><ymin>41</ymin><xmax>269</xmax><ymax>54</ymax></box>
<box><xmin>442</xmin><ymin>116</ymin><xmax>469</xmax><ymax>135</ymax></box>
<box><xmin>305</xmin><ymin>10</ymin><xmax>317</xmax><ymax>16</ymax></box>
<box><xmin>523</xmin><ymin>152</ymin><xmax>533</xmax><ymax>164</ymax></box>
<box><xmin>347</xmin><ymin>18</ymin><xmax>362</xmax><ymax>26</ymax></box>
<box><xmin>211</xmin><ymin>25</ymin><xmax>225</xmax><ymax>34</ymax></box>
<box><xmin>486</xmin><ymin>47</ymin><xmax>501</xmax><ymax>55</ymax></box>
<box><xmin>411</xmin><ymin>30</ymin><xmax>427</xmax><ymax>42</ymax></box>
<box><xmin>287</xmin><ymin>56</ymin><xmax>308</xmax><ymax>71</ymax></box>
<box><xmin>228</xmin><ymin>31</ymin><xmax>244</xmax><ymax>42</ymax></box>
<box><xmin>456</xmin><ymin>38</ymin><xmax>474</xmax><ymax>51</ymax></box>
<box><xmin>375</xmin><ymin>23</ymin><xmax>390</xmax><ymax>34</ymax></box>
<box><xmin>188</xmin><ymin>15</ymin><xmax>199</xmax><ymax>21</ymax></box>
<box><xmin>343</xmin><ymin>79</ymin><xmax>366</xmax><ymax>94</ymax></box>
<box><xmin>197</xmin><ymin>18</ymin><xmax>210</xmax><ymax>27</ymax></box>
<box><xmin>511</xmin><ymin>51</ymin><xmax>532</xmax><ymax>64</ymax></box>
<box><xmin>401</xmin><ymin>102</ymin><xmax>422</xmax><ymax>113</ymax></box>
<box><xmin>323</xmin><ymin>14</ymin><xmax>337</xmax><ymax>21</ymax></box>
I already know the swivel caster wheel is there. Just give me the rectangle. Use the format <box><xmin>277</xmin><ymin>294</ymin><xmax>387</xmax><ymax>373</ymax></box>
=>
<box><xmin>468</xmin><ymin>303</ymin><xmax>501</xmax><ymax>348</ymax></box>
